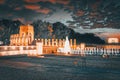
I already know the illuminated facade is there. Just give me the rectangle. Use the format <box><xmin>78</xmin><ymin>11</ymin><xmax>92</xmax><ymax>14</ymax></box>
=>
<box><xmin>64</xmin><ymin>36</ymin><xmax>71</xmax><ymax>54</ymax></box>
<box><xmin>9</xmin><ymin>24</ymin><xmax>76</xmax><ymax>54</ymax></box>
<box><xmin>10</xmin><ymin>24</ymin><xmax>34</xmax><ymax>46</ymax></box>
<box><xmin>57</xmin><ymin>36</ymin><xmax>71</xmax><ymax>54</ymax></box>
<box><xmin>35</xmin><ymin>38</ymin><xmax>76</xmax><ymax>53</ymax></box>
<box><xmin>0</xmin><ymin>24</ymin><xmax>119</xmax><ymax>56</ymax></box>
<box><xmin>107</xmin><ymin>38</ymin><xmax>119</xmax><ymax>44</ymax></box>
<box><xmin>0</xmin><ymin>38</ymin><xmax>120</xmax><ymax>56</ymax></box>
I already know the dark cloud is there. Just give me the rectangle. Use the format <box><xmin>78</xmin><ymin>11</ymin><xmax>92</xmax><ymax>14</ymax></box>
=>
<box><xmin>24</xmin><ymin>0</ymin><xmax>70</xmax><ymax>5</ymax></box>
<box><xmin>65</xmin><ymin>0</ymin><xmax>120</xmax><ymax>30</ymax></box>
<box><xmin>51</xmin><ymin>0</ymin><xmax>70</xmax><ymax>5</ymax></box>
<box><xmin>7</xmin><ymin>14</ymin><xmax>13</xmax><ymax>17</ymax></box>
<box><xmin>14</xmin><ymin>7</ymin><xmax>22</xmax><ymax>10</ymax></box>
<box><xmin>75</xmin><ymin>10</ymin><xmax>85</xmax><ymax>16</ymax></box>
<box><xmin>13</xmin><ymin>17</ymin><xmax>25</xmax><ymax>23</ymax></box>
<box><xmin>24</xmin><ymin>0</ymin><xmax>44</xmax><ymax>3</ymax></box>
<box><xmin>0</xmin><ymin>0</ymin><xmax>120</xmax><ymax>34</ymax></box>
<box><xmin>0</xmin><ymin>0</ymin><xmax>5</xmax><ymax>4</ymax></box>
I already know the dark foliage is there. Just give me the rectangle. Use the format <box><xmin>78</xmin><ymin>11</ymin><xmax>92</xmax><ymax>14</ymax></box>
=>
<box><xmin>0</xmin><ymin>19</ymin><xmax>22</xmax><ymax>44</ymax></box>
<box><xmin>0</xmin><ymin>19</ymin><xmax>105</xmax><ymax>45</ymax></box>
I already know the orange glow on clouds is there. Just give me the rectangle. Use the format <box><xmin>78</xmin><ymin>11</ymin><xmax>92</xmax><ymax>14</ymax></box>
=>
<box><xmin>24</xmin><ymin>0</ymin><xmax>46</xmax><ymax>3</ymax></box>
<box><xmin>49</xmin><ymin>0</ymin><xmax>70</xmax><ymax>5</ymax></box>
<box><xmin>107</xmin><ymin>34</ymin><xmax>120</xmax><ymax>39</ymax></box>
<box><xmin>0</xmin><ymin>0</ymin><xmax>5</xmax><ymax>4</ymax></box>
<box><xmin>24</xmin><ymin>4</ymin><xmax>51</xmax><ymax>14</ymax></box>
<box><xmin>25</xmin><ymin>4</ymin><xmax>40</xmax><ymax>10</ymax></box>
<box><xmin>57</xmin><ymin>0</ymin><xmax>70</xmax><ymax>5</ymax></box>
<box><xmin>36</xmin><ymin>8</ymin><xmax>51</xmax><ymax>14</ymax></box>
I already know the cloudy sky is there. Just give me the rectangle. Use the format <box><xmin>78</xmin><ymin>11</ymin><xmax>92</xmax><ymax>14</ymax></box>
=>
<box><xmin>0</xmin><ymin>0</ymin><xmax>120</xmax><ymax>38</ymax></box>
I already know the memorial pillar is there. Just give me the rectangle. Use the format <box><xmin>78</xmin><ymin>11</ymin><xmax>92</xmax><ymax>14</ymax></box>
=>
<box><xmin>52</xmin><ymin>39</ymin><xmax>54</xmax><ymax>46</ymax></box>
<box><xmin>70</xmin><ymin>39</ymin><xmax>72</xmax><ymax>47</ymax></box>
<box><xmin>45</xmin><ymin>39</ymin><xmax>47</xmax><ymax>46</ymax></box>
<box><xmin>36</xmin><ymin>42</ymin><xmax>43</xmax><ymax>55</ymax></box>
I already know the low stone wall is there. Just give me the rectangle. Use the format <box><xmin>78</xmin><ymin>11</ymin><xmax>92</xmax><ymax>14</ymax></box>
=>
<box><xmin>0</xmin><ymin>46</ymin><xmax>37</xmax><ymax>56</ymax></box>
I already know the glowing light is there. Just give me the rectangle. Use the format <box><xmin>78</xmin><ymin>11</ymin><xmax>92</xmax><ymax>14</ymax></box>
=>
<box><xmin>26</xmin><ymin>46</ymin><xmax>29</xmax><ymax>49</ymax></box>
<box><xmin>37</xmin><ymin>56</ymin><xmax>44</xmax><ymax>58</ymax></box>
<box><xmin>11</xmin><ymin>46</ymin><xmax>15</xmax><ymax>49</ymax></box>
<box><xmin>36</xmin><ymin>42</ymin><xmax>43</xmax><ymax>55</ymax></box>
<box><xmin>64</xmin><ymin>36</ymin><xmax>71</xmax><ymax>54</ymax></box>
<box><xmin>80</xmin><ymin>43</ymin><xmax>85</xmax><ymax>50</ymax></box>
<box><xmin>31</xmin><ymin>46</ymin><xmax>34</xmax><ymax>49</ymax></box>
<box><xmin>4</xmin><ymin>47</ymin><xmax>7</xmax><ymax>50</ymax></box>
<box><xmin>108</xmin><ymin>38</ymin><xmax>119</xmax><ymax>43</ymax></box>
<box><xmin>20</xmin><ymin>46</ymin><xmax>23</xmax><ymax>54</ymax></box>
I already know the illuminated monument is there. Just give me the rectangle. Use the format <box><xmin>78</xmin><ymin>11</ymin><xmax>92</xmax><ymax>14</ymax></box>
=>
<box><xmin>107</xmin><ymin>38</ymin><xmax>119</xmax><ymax>44</ymax></box>
<box><xmin>64</xmin><ymin>36</ymin><xmax>71</xmax><ymax>54</ymax></box>
<box><xmin>57</xmin><ymin>36</ymin><xmax>72</xmax><ymax>54</ymax></box>
<box><xmin>9</xmin><ymin>24</ymin><xmax>76</xmax><ymax>54</ymax></box>
<box><xmin>10</xmin><ymin>24</ymin><xmax>34</xmax><ymax>46</ymax></box>
<box><xmin>0</xmin><ymin>24</ymin><xmax>119</xmax><ymax>57</ymax></box>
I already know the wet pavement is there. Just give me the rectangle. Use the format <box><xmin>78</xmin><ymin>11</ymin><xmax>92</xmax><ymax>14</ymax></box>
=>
<box><xmin>0</xmin><ymin>55</ymin><xmax>120</xmax><ymax>80</ymax></box>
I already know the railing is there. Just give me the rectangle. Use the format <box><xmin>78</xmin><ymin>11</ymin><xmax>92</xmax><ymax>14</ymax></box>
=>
<box><xmin>71</xmin><ymin>48</ymin><xmax>120</xmax><ymax>56</ymax></box>
<box><xmin>0</xmin><ymin>46</ymin><xmax>37</xmax><ymax>56</ymax></box>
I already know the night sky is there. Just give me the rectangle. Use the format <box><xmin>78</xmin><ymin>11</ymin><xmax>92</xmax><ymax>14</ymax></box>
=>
<box><xmin>0</xmin><ymin>0</ymin><xmax>120</xmax><ymax>39</ymax></box>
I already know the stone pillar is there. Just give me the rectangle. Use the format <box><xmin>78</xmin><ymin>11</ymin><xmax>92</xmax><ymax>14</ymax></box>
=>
<box><xmin>52</xmin><ymin>39</ymin><xmax>54</xmax><ymax>46</ymax></box>
<box><xmin>19</xmin><ymin>46</ymin><xmax>23</xmax><ymax>54</ymax></box>
<box><xmin>36</xmin><ymin>42</ymin><xmax>43</xmax><ymax>55</ymax></box>
<box><xmin>15</xmin><ymin>37</ymin><xmax>17</xmax><ymax>45</ymax></box>
<box><xmin>70</xmin><ymin>39</ymin><xmax>72</xmax><ymax>47</ymax></box>
<box><xmin>14</xmin><ymin>38</ymin><xmax>16</xmax><ymax>45</ymax></box>
<box><xmin>80</xmin><ymin>43</ymin><xmax>85</xmax><ymax>56</ymax></box>
<box><xmin>48</xmin><ymin>39</ymin><xmax>51</xmax><ymax>46</ymax></box>
<box><xmin>41</xmin><ymin>39</ymin><xmax>44</xmax><ymax>45</ymax></box>
<box><xmin>38</xmin><ymin>38</ymin><xmax>40</xmax><ymax>41</ymax></box>
<box><xmin>45</xmin><ymin>39</ymin><xmax>47</xmax><ymax>46</ymax></box>
<box><xmin>74</xmin><ymin>39</ymin><xmax>76</xmax><ymax>49</ymax></box>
